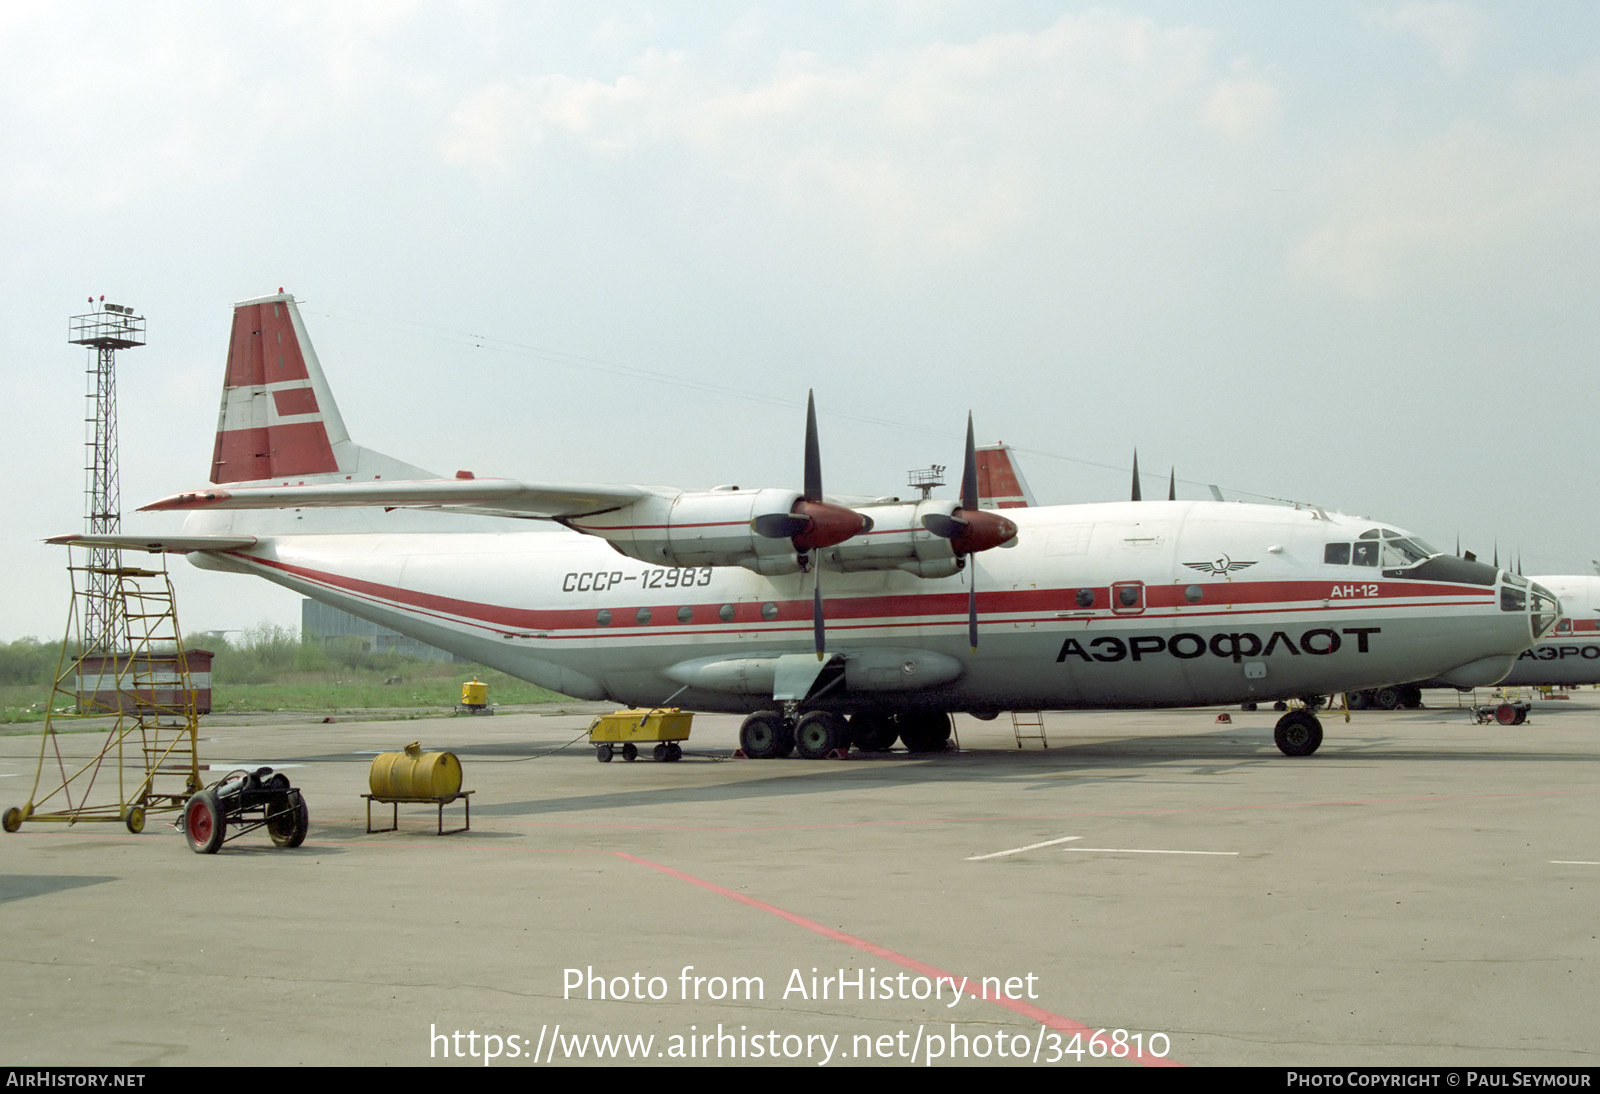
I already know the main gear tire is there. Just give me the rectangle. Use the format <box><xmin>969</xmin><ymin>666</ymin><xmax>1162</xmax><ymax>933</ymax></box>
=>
<box><xmin>740</xmin><ymin>711</ymin><xmax>788</xmax><ymax>759</ymax></box>
<box><xmin>795</xmin><ymin>711</ymin><xmax>848</xmax><ymax>759</ymax></box>
<box><xmin>849</xmin><ymin>712</ymin><xmax>899</xmax><ymax>752</ymax></box>
<box><xmin>898</xmin><ymin>711</ymin><xmax>952</xmax><ymax>754</ymax></box>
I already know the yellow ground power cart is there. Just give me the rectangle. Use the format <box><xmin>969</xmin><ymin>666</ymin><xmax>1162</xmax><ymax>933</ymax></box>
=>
<box><xmin>456</xmin><ymin>677</ymin><xmax>491</xmax><ymax>714</ymax></box>
<box><xmin>588</xmin><ymin>708</ymin><xmax>693</xmax><ymax>762</ymax></box>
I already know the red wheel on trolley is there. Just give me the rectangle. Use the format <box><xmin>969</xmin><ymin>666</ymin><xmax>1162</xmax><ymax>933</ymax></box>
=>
<box><xmin>184</xmin><ymin>790</ymin><xmax>225</xmax><ymax>854</ymax></box>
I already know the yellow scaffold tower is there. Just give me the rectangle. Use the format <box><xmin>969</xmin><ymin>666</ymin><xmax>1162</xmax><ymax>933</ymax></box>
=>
<box><xmin>2</xmin><ymin>550</ymin><xmax>203</xmax><ymax>835</ymax></box>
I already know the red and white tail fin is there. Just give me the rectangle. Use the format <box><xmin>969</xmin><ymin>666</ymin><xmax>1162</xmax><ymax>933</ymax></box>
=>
<box><xmin>974</xmin><ymin>442</ymin><xmax>1035</xmax><ymax>509</ymax></box>
<box><xmin>211</xmin><ymin>292</ymin><xmax>432</xmax><ymax>485</ymax></box>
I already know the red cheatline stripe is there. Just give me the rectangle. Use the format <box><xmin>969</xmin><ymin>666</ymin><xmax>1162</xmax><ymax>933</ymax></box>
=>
<box><xmin>228</xmin><ymin>552</ymin><xmax>1493</xmax><ymax>639</ymax></box>
<box><xmin>611</xmin><ymin>850</ymin><xmax>1180</xmax><ymax>1066</ymax></box>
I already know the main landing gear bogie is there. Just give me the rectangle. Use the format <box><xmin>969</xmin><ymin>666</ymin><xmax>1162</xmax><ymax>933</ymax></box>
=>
<box><xmin>738</xmin><ymin>709</ymin><xmax>953</xmax><ymax>759</ymax></box>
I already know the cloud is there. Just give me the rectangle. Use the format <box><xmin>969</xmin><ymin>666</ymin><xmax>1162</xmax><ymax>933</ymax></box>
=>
<box><xmin>439</xmin><ymin>12</ymin><xmax>1271</xmax><ymax>261</ymax></box>
<box><xmin>1291</xmin><ymin>116</ymin><xmax>1600</xmax><ymax>298</ymax></box>
<box><xmin>1365</xmin><ymin>1</ymin><xmax>1491</xmax><ymax>75</ymax></box>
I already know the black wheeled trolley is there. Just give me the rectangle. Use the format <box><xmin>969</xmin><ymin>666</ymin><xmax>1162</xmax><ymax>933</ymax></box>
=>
<box><xmin>178</xmin><ymin>767</ymin><xmax>308</xmax><ymax>854</ymax></box>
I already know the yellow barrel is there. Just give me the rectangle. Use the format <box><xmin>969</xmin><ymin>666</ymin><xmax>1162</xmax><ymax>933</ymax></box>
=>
<box><xmin>369</xmin><ymin>741</ymin><xmax>463</xmax><ymax>800</ymax></box>
<box><xmin>461</xmin><ymin>678</ymin><xmax>488</xmax><ymax>707</ymax></box>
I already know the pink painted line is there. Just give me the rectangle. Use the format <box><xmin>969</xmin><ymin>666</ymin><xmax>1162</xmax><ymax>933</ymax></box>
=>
<box><xmin>611</xmin><ymin>849</ymin><xmax>1181</xmax><ymax>1067</ymax></box>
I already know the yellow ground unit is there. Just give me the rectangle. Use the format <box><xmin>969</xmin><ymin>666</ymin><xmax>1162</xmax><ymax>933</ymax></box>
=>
<box><xmin>587</xmin><ymin>708</ymin><xmax>693</xmax><ymax>763</ymax></box>
<box><xmin>456</xmin><ymin>676</ymin><xmax>490</xmax><ymax>714</ymax></box>
<box><xmin>3</xmin><ymin>552</ymin><xmax>202</xmax><ymax>836</ymax></box>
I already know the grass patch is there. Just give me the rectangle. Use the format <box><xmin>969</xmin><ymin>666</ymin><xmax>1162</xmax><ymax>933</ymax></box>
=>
<box><xmin>0</xmin><ymin>664</ymin><xmax>567</xmax><ymax>722</ymax></box>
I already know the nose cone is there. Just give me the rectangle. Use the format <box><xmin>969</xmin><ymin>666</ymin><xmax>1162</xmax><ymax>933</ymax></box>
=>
<box><xmin>1429</xmin><ymin>571</ymin><xmax>1561</xmax><ymax>688</ymax></box>
<box><xmin>1499</xmin><ymin>573</ymin><xmax>1561</xmax><ymax>641</ymax></box>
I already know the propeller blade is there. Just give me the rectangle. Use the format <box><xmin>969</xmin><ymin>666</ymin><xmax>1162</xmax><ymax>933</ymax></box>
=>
<box><xmin>753</xmin><ymin>512</ymin><xmax>811</xmax><ymax>540</ymax></box>
<box><xmin>1131</xmin><ymin>449</ymin><xmax>1142</xmax><ymax>502</ymax></box>
<box><xmin>921</xmin><ymin>512</ymin><xmax>968</xmax><ymax>539</ymax></box>
<box><xmin>961</xmin><ymin>414</ymin><xmax>979</xmax><ymax>513</ymax></box>
<box><xmin>803</xmin><ymin>390</ymin><xmax>822</xmax><ymax>502</ymax></box>
<box><xmin>968</xmin><ymin>571</ymin><xmax>978</xmax><ymax>650</ymax></box>
<box><xmin>813</xmin><ymin>571</ymin><xmax>826</xmax><ymax>659</ymax></box>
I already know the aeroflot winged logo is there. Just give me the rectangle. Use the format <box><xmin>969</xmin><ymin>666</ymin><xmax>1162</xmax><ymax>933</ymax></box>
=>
<box><xmin>1183</xmin><ymin>555</ymin><xmax>1257</xmax><ymax>577</ymax></box>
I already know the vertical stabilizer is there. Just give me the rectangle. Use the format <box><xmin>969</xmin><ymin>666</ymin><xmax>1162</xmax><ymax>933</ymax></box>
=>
<box><xmin>974</xmin><ymin>442</ymin><xmax>1035</xmax><ymax>509</ymax></box>
<box><xmin>211</xmin><ymin>292</ymin><xmax>432</xmax><ymax>485</ymax></box>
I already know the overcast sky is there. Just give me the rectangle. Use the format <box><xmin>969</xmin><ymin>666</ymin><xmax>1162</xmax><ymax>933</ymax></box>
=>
<box><xmin>3</xmin><ymin>1</ymin><xmax>1598</xmax><ymax>641</ymax></box>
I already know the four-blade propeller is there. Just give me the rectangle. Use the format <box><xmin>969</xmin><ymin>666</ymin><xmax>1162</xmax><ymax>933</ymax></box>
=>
<box><xmin>751</xmin><ymin>391</ymin><xmax>872</xmax><ymax>656</ymax></box>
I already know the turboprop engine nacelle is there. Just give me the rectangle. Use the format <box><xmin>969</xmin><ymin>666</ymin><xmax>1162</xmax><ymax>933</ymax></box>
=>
<box><xmin>572</xmin><ymin>487</ymin><xmax>813</xmax><ymax>575</ymax></box>
<box><xmin>816</xmin><ymin>499</ymin><xmax>966</xmax><ymax>579</ymax></box>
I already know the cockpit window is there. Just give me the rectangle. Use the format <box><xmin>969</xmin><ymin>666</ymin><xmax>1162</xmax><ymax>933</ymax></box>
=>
<box><xmin>1379</xmin><ymin>537</ymin><xmax>1432</xmax><ymax>567</ymax></box>
<box><xmin>1358</xmin><ymin>529</ymin><xmax>1381</xmax><ymax>540</ymax></box>
<box><xmin>1324</xmin><ymin>543</ymin><xmax>1351</xmax><ymax>565</ymax></box>
<box><xmin>1352</xmin><ymin>542</ymin><xmax>1379</xmax><ymax>567</ymax></box>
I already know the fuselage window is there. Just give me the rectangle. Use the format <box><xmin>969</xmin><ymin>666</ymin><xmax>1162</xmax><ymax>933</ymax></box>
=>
<box><xmin>676</xmin><ymin>606</ymin><xmax>693</xmax><ymax>624</ymax></box>
<box><xmin>1324</xmin><ymin>543</ymin><xmax>1351</xmax><ymax>565</ymax></box>
<box><xmin>719</xmin><ymin>604</ymin><xmax>736</xmax><ymax>622</ymax></box>
<box><xmin>1185</xmin><ymin>584</ymin><xmax>1204</xmax><ymax>603</ymax></box>
<box><xmin>761</xmin><ymin>602</ymin><xmax>779</xmax><ymax>620</ymax></box>
<box><xmin>636</xmin><ymin>607</ymin><xmax>652</xmax><ymax>624</ymax></box>
<box><xmin>596</xmin><ymin>609</ymin><xmax>612</xmax><ymax>626</ymax></box>
<box><xmin>1075</xmin><ymin>588</ymin><xmax>1095</xmax><ymax>609</ymax></box>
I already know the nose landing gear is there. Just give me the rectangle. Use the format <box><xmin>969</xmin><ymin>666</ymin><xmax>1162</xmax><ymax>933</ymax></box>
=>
<box><xmin>1273</xmin><ymin>709</ymin><xmax>1323</xmax><ymax>756</ymax></box>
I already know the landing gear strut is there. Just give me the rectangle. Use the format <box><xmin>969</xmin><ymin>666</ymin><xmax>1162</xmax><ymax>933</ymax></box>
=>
<box><xmin>1273</xmin><ymin>709</ymin><xmax>1323</xmax><ymax>757</ymax></box>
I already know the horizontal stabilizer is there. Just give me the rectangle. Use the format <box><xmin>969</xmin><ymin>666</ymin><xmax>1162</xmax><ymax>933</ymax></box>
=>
<box><xmin>139</xmin><ymin>478</ymin><xmax>660</xmax><ymax>520</ymax></box>
<box><xmin>46</xmin><ymin>533</ymin><xmax>260</xmax><ymax>554</ymax></box>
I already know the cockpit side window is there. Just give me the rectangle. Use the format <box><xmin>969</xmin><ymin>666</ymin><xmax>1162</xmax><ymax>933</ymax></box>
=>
<box><xmin>1352</xmin><ymin>542</ymin><xmax>1379</xmax><ymax>567</ymax></box>
<box><xmin>1380</xmin><ymin>537</ymin><xmax>1431</xmax><ymax>568</ymax></box>
<box><xmin>1324</xmin><ymin>543</ymin><xmax>1351</xmax><ymax>565</ymax></box>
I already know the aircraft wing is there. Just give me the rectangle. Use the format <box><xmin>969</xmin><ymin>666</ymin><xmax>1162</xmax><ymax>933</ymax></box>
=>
<box><xmin>137</xmin><ymin>478</ymin><xmax>662</xmax><ymax>521</ymax></box>
<box><xmin>46</xmin><ymin>533</ymin><xmax>260</xmax><ymax>554</ymax></box>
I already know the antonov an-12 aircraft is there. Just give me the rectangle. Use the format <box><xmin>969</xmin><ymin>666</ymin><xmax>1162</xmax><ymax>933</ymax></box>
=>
<box><xmin>54</xmin><ymin>292</ymin><xmax>1559</xmax><ymax>760</ymax></box>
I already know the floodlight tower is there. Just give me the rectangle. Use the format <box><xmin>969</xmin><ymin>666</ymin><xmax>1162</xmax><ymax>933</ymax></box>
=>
<box><xmin>67</xmin><ymin>297</ymin><xmax>146</xmax><ymax>651</ymax></box>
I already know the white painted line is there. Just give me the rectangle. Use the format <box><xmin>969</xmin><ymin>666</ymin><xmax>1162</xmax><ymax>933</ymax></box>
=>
<box><xmin>967</xmin><ymin>836</ymin><xmax>1082</xmax><ymax>861</ymax></box>
<box><xmin>1068</xmin><ymin>848</ymin><xmax>1239</xmax><ymax>856</ymax></box>
<box><xmin>1550</xmin><ymin>860</ymin><xmax>1599</xmax><ymax>865</ymax></box>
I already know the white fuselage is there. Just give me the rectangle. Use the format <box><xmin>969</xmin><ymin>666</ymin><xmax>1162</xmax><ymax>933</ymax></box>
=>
<box><xmin>188</xmin><ymin>500</ymin><xmax>1542</xmax><ymax>714</ymax></box>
